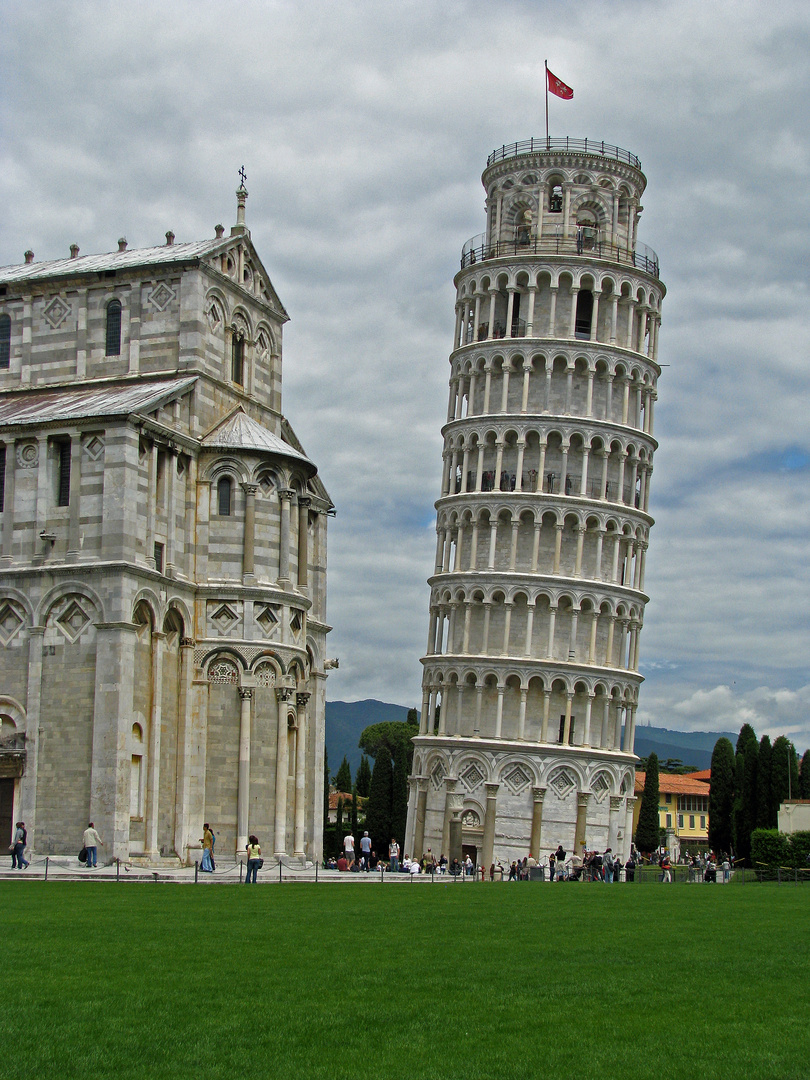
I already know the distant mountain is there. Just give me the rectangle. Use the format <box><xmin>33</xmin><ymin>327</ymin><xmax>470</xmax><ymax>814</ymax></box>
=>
<box><xmin>325</xmin><ymin>701</ymin><xmax>734</xmax><ymax>779</ymax></box>
<box><xmin>325</xmin><ymin>700</ymin><xmax>417</xmax><ymax>778</ymax></box>
<box><xmin>633</xmin><ymin>726</ymin><xmax>737</xmax><ymax>770</ymax></box>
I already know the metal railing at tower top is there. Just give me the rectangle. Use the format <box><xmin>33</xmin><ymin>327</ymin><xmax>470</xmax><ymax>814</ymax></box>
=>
<box><xmin>486</xmin><ymin>138</ymin><xmax>641</xmax><ymax>170</ymax></box>
<box><xmin>459</xmin><ymin>232</ymin><xmax>660</xmax><ymax>277</ymax></box>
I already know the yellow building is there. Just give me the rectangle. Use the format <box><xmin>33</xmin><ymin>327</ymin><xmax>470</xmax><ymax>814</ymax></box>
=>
<box><xmin>633</xmin><ymin>772</ymin><xmax>710</xmax><ymax>855</ymax></box>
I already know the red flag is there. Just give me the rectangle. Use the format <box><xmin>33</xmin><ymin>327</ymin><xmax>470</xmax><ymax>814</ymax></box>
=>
<box><xmin>547</xmin><ymin>68</ymin><xmax>573</xmax><ymax>100</ymax></box>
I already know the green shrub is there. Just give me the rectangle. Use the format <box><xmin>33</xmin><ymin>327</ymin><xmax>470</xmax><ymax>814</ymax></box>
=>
<box><xmin>750</xmin><ymin>829</ymin><xmax>790</xmax><ymax>868</ymax></box>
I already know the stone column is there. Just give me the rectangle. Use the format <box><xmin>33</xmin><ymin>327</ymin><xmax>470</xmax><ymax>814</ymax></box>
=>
<box><xmin>242</xmin><ymin>482</ymin><xmax>258</xmax><ymax>583</ymax></box>
<box><xmin>529</xmin><ymin>786</ymin><xmax>546</xmax><ymax>860</ymax></box>
<box><xmin>145</xmin><ymin>631</ymin><xmax>165</xmax><ymax>857</ymax></box>
<box><xmin>66</xmin><ymin>433</ymin><xmax>82</xmax><ymax>561</ymax></box>
<box><xmin>278</xmin><ymin>489</ymin><xmax>294</xmax><ymax>585</ymax></box>
<box><xmin>237</xmin><ymin>684</ymin><xmax>255</xmax><ymax>852</ymax></box>
<box><xmin>146</xmin><ymin>442</ymin><xmax>158</xmax><ymax>568</ymax></box>
<box><xmin>413</xmin><ymin>777</ymin><xmax>428</xmax><ymax>858</ymax></box>
<box><xmin>274</xmin><ymin>686</ymin><xmax>294</xmax><ymax>855</ymax></box>
<box><xmin>173</xmin><ymin>637</ymin><xmax>196</xmax><ymax>861</ymax></box>
<box><xmin>165</xmin><ymin>449</ymin><xmax>177</xmax><ymax>574</ymax></box>
<box><xmin>608</xmin><ymin>796</ymin><xmax>623</xmax><ymax>852</ymax></box>
<box><xmin>297</xmin><ymin>497</ymin><xmax>311</xmax><ymax>589</ymax></box>
<box><xmin>2</xmin><ymin>438</ymin><xmax>15</xmax><ymax>563</ymax></box>
<box><xmin>294</xmin><ymin>691</ymin><xmax>310</xmax><ymax>855</ymax></box>
<box><xmin>482</xmin><ymin>783</ymin><xmax>499</xmax><ymax>868</ymax></box>
<box><xmin>194</xmin><ymin>479</ymin><xmax>210</xmax><ymax>582</ymax></box>
<box><xmin>441</xmin><ymin>777</ymin><xmax>458</xmax><ymax>858</ymax></box>
<box><xmin>32</xmin><ymin>434</ymin><xmax>49</xmax><ymax>564</ymax></box>
<box><xmin>90</xmin><ymin>622</ymin><xmax>138</xmax><ymax>863</ymax></box>
<box><xmin>20</xmin><ymin>626</ymin><xmax>44</xmax><ymax>844</ymax></box>
<box><xmin>624</xmin><ymin>797</ymin><xmax>637</xmax><ymax>860</ymax></box>
<box><xmin>575</xmin><ymin>792</ymin><xmax>590</xmax><ymax>854</ymax></box>
<box><xmin>541</xmin><ymin>689</ymin><xmax>551</xmax><ymax>743</ymax></box>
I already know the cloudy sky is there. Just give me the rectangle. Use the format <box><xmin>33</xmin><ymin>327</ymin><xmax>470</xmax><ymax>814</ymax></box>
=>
<box><xmin>3</xmin><ymin>1</ymin><xmax>810</xmax><ymax>749</ymax></box>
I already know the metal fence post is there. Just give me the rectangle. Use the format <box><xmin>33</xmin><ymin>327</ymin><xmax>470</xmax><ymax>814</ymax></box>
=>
<box><xmin>116</xmin><ymin>858</ymin><xmax>120</xmax><ymax>882</ymax></box>
<box><xmin>279</xmin><ymin>860</ymin><xmax>282</xmax><ymax>884</ymax></box>
<box><xmin>44</xmin><ymin>856</ymin><xmax>48</xmax><ymax>882</ymax></box>
<box><xmin>315</xmin><ymin>861</ymin><xmax>318</xmax><ymax>884</ymax></box>
<box><xmin>239</xmin><ymin>860</ymin><xmax>243</xmax><ymax>883</ymax></box>
<box><xmin>195</xmin><ymin>862</ymin><xmax>198</xmax><ymax>884</ymax></box>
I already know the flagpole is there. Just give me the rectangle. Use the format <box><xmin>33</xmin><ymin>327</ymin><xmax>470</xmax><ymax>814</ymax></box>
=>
<box><xmin>546</xmin><ymin>60</ymin><xmax>552</xmax><ymax>145</ymax></box>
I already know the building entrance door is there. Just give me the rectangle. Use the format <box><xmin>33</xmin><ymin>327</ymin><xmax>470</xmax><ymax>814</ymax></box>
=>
<box><xmin>462</xmin><ymin>843</ymin><xmax>478</xmax><ymax>869</ymax></box>
<box><xmin>0</xmin><ymin>778</ymin><xmax>14</xmax><ymax>850</ymax></box>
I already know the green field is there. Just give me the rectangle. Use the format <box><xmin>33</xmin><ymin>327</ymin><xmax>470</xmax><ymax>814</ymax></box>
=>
<box><xmin>2</xmin><ymin>882</ymin><xmax>808</xmax><ymax>1079</ymax></box>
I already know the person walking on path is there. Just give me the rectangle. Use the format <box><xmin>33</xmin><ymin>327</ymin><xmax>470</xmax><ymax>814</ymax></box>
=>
<box><xmin>200</xmin><ymin>824</ymin><xmax>214</xmax><ymax>872</ymax></box>
<box><xmin>245</xmin><ymin>835</ymin><xmax>262</xmax><ymax>883</ymax></box>
<box><xmin>11</xmin><ymin>822</ymin><xmax>28</xmax><ymax>869</ymax></box>
<box><xmin>389</xmin><ymin>839</ymin><xmax>400</xmax><ymax>873</ymax></box>
<box><xmin>82</xmin><ymin>823</ymin><xmax>103</xmax><ymax>868</ymax></box>
<box><xmin>603</xmin><ymin>848</ymin><xmax>614</xmax><ymax>884</ymax></box>
<box><xmin>661</xmin><ymin>852</ymin><xmax>672</xmax><ymax>883</ymax></box>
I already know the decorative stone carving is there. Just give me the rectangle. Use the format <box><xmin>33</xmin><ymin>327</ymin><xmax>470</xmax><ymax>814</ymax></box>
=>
<box><xmin>548</xmin><ymin>767</ymin><xmax>577</xmax><ymax>800</ymax></box>
<box><xmin>43</xmin><ymin>296</ymin><xmax>71</xmax><ymax>329</ymax></box>
<box><xmin>502</xmin><ymin>763</ymin><xmax>531</xmax><ymax>795</ymax></box>
<box><xmin>208</xmin><ymin>659</ymin><xmax>239</xmax><ymax>684</ymax></box>
<box><xmin>459</xmin><ymin>761</ymin><xmax>485</xmax><ymax>792</ymax></box>
<box><xmin>0</xmin><ymin>601</ymin><xmax>25</xmax><ymax>645</ymax></box>
<box><xmin>148</xmin><ymin>282</ymin><xmax>176</xmax><ymax>311</ymax></box>
<box><xmin>16</xmin><ymin>443</ymin><xmax>38</xmax><ymax>468</ymax></box>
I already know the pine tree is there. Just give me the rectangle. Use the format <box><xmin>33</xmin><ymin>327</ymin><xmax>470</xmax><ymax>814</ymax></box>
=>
<box><xmin>708</xmin><ymin>737</ymin><xmax>735</xmax><ymax>855</ymax></box>
<box><xmin>756</xmin><ymin>735</ymin><xmax>773</xmax><ymax>828</ymax></box>
<box><xmin>800</xmin><ymin>749</ymin><xmax>810</xmax><ymax>799</ymax></box>
<box><xmin>390</xmin><ymin>738</ymin><xmax>409</xmax><ymax>853</ymax></box>
<box><xmin>334</xmin><ymin>755</ymin><xmax>352</xmax><ymax>794</ymax></box>
<box><xmin>635</xmin><ymin>751</ymin><xmax>661</xmax><ymax>853</ymax></box>
<box><xmin>365</xmin><ymin>752</ymin><xmax>393</xmax><ymax>854</ymax></box>
<box><xmin>355</xmin><ymin>754</ymin><xmax>372</xmax><ymax>798</ymax></box>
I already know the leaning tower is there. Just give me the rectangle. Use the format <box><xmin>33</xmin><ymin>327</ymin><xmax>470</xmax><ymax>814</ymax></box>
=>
<box><xmin>406</xmin><ymin>138</ymin><xmax>664</xmax><ymax>869</ymax></box>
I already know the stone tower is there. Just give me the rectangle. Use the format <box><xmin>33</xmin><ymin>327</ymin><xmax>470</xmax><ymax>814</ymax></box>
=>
<box><xmin>407</xmin><ymin>138</ymin><xmax>664</xmax><ymax>870</ymax></box>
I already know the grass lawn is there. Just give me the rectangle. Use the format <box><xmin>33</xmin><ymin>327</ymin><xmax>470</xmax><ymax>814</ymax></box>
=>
<box><xmin>1</xmin><ymin>881</ymin><xmax>808</xmax><ymax>1080</ymax></box>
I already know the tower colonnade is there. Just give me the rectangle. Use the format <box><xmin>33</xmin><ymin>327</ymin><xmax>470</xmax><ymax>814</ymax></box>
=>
<box><xmin>407</xmin><ymin>139</ymin><xmax>665</xmax><ymax>869</ymax></box>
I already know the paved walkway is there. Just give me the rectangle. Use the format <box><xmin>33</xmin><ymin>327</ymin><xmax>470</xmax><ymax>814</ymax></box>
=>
<box><xmin>0</xmin><ymin>857</ymin><xmax>470</xmax><ymax>885</ymax></box>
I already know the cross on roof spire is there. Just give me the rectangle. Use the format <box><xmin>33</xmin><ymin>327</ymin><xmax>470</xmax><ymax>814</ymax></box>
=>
<box><xmin>239</xmin><ymin>166</ymin><xmax>247</xmax><ymax>188</ymax></box>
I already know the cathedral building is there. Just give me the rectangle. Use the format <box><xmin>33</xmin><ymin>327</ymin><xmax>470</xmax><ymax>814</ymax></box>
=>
<box><xmin>407</xmin><ymin>138</ymin><xmax>665</xmax><ymax>868</ymax></box>
<box><xmin>0</xmin><ymin>182</ymin><xmax>332</xmax><ymax>865</ymax></box>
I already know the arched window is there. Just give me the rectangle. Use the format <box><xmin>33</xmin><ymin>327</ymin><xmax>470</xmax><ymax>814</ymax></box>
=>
<box><xmin>0</xmin><ymin>314</ymin><xmax>10</xmax><ymax>369</ymax></box>
<box><xmin>217</xmin><ymin>476</ymin><xmax>232</xmax><ymax>516</ymax></box>
<box><xmin>575</xmin><ymin>290</ymin><xmax>593</xmax><ymax>340</ymax></box>
<box><xmin>106</xmin><ymin>300</ymin><xmax>122</xmax><ymax>356</ymax></box>
<box><xmin>549</xmin><ymin>185</ymin><xmax>563</xmax><ymax>213</ymax></box>
<box><xmin>231</xmin><ymin>333</ymin><xmax>244</xmax><ymax>385</ymax></box>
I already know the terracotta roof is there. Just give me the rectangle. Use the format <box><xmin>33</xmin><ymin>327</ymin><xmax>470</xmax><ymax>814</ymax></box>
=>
<box><xmin>687</xmin><ymin>770</ymin><xmax>711</xmax><ymax>781</ymax></box>
<box><xmin>634</xmin><ymin>771</ymin><xmax>711</xmax><ymax>796</ymax></box>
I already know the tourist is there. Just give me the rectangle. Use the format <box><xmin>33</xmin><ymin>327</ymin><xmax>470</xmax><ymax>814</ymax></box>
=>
<box><xmin>389</xmin><ymin>838</ymin><xmax>400</xmax><ymax>873</ymax></box>
<box><xmin>343</xmin><ymin>831</ymin><xmax>355</xmax><ymax>867</ymax></box>
<box><xmin>245</xmin><ymin>834</ymin><xmax>262</xmax><ymax>883</ymax></box>
<box><xmin>508</xmin><ymin>861</ymin><xmax>518</xmax><ymax>881</ymax></box>
<box><xmin>603</xmin><ymin>848</ymin><xmax>614</xmax><ymax>884</ymax></box>
<box><xmin>661</xmin><ymin>852</ymin><xmax>672</xmax><ymax>883</ymax></box>
<box><xmin>624</xmin><ymin>854</ymin><xmax>636</xmax><ymax>883</ymax></box>
<box><xmin>464</xmin><ymin>855</ymin><xmax>473</xmax><ymax>876</ymax></box>
<box><xmin>409</xmin><ymin>857</ymin><xmax>421</xmax><ymax>876</ymax></box>
<box><xmin>438</xmin><ymin>853</ymin><xmax>448</xmax><ymax>874</ymax></box>
<box><xmin>336</xmin><ymin>854</ymin><xmax>348</xmax><ymax>872</ymax></box>
<box><xmin>200</xmin><ymin>823</ymin><xmax>214</xmax><ymax>872</ymax></box>
<box><xmin>82</xmin><ymin>822</ymin><xmax>103</xmax><ymax>869</ymax></box>
<box><xmin>722</xmin><ymin>855</ymin><xmax>731</xmax><ymax>883</ymax></box>
<box><xmin>548</xmin><ymin>849</ymin><xmax>556</xmax><ymax>881</ymax></box>
<box><xmin>360</xmin><ymin>830</ymin><xmax>372</xmax><ymax>869</ymax></box>
<box><xmin>11</xmin><ymin>821</ymin><xmax>28</xmax><ymax>869</ymax></box>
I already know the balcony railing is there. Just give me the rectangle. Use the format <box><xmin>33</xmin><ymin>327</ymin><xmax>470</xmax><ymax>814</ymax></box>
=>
<box><xmin>460</xmin><ymin>231</ymin><xmax>659</xmax><ymax>277</ymax></box>
<box><xmin>455</xmin><ymin>471</ymin><xmax>641</xmax><ymax>506</ymax></box>
<box><xmin>486</xmin><ymin>137</ymin><xmax>641</xmax><ymax>170</ymax></box>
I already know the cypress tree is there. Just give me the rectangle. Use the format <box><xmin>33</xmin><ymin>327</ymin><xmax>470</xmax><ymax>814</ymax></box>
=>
<box><xmin>635</xmin><ymin>751</ymin><xmax>661</xmax><ymax>853</ymax></box>
<box><xmin>390</xmin><ymin>738</ymin><xmax>409</xmax><ymax>854</ymax></box>
<box><xmin>323</xmin><ymin>748</ymin><xmax>330</xmax><ymax>829</ymax></box>
<box><xmin>740</xmin><ymin>734</ymin><xmax>758</xmax><ymax>862</ymax></box>
<box><xmin>334</xmin><ymin>755</ymin><xmax>352</xmax><ymax>794</ymax></box>
<box><xmin>800</xmin><ymin>749</ymin><xmax>810</xmax><ymax>799</ymax></box>
<box><xmin>708</xmin><ymin>737</ymin><xmax>735</xmax><ymax>854</ymax></box>
<box><xmin>365</xmin><ymin>751</ymin><xmax>393</xmax><ymax>854</ymax></box>
<box><xmin>335</xmin><ymin>796</ymin><xmax>344</xmax><ymax>858</ymax></box>
<box><xmin>355</xmin><ymin>754</ymin><xmax>372</xmax><ymax>798</ymax></box>
<box><xmin>350</xmin><ymin>787</ymin><xmax>359</xmax><ymax>844</ymax></box>
<box><xmin>756</xmin><ymin>735</ymin><xmax>773</xmax><ymax>828</ymax></box>
<box><xmin>771</xmin><ymin>736</ymin><xmax>793</xmax><ymax>815</ymax></box>
<box><xmin>732</xmin><ymin>751</ymin><xmax>745</xmax><ymax>853</ymax></box>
